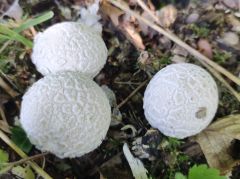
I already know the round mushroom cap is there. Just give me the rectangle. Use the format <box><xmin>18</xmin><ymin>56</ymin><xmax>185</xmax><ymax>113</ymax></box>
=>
<box><xmin>143</xmin><ymin>63</ymin><xmax>219</xmax><ymax>139</ymax></box>
<box><xmin>32</xmin><ymin>22</ymin><xmax>108</xmax><ymax>78</ymax></box>
<box><xmin>20</xmin><ymin>71</ymin><xmax>111</xmax><ymax>158</ymax></box>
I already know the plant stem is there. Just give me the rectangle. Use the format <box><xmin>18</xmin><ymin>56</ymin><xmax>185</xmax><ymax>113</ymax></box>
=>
<box><xmin>0</xmin><ymin>77</ymin><xmax>19</xmax><ymax>98</ymax></box>
<box><xmin>0</xmin><ymin>130</ymin><xmax>52</xmax><ymax>179</ymax></box>
<box><xmin>7</xmin><ymin>152</ymin><xmax>49</xmax><ymax>166</ymax></box>
<box><xmin>117</xmin><ymin>79</ymin><xmax>149</xmax><ymax>108</ymax></box>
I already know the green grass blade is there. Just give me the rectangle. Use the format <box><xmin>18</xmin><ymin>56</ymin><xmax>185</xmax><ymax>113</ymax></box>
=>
<box><xmin>0</xmin><ymin>34</ymin><xmax>13</xmax><ymax>40</ymax></box>
<box><xmin>0</xmin><ymin>25</ymin><xmax>33</xmax><ymax>48</ymax></box>
<box><xmin>14</xmin><ymin>11</ymin><xmax>54</xmax><ymax>33</ymax></box>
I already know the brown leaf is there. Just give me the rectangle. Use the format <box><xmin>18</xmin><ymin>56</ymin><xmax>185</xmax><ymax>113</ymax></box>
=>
<box><xmin>121</xmin><ymin>22</ymin><xmax>145</xmax><ymax>50</ymax></box>
<box><xmin>194</xmin><ymin>114</ymin><xmax>240</xmax><ymax>174</ymax></box>
<box><xmin>101</xmin><ymin>1</ymin><xmax>124</xmax><ymax>26</ymax></box>
<box><xmin>197</xmin><ymin>39</ymin><xmax>213</xmax><ymax>59</ymax></box>
<box><xmin>101</xmin><ymin>1</ymin><xmax>145</xmax><ymax>50</ymax></box>
<box><xmin>156</xmin><ymin>5</ymin><xmax>177</xmax><ymax>28</ymax></box>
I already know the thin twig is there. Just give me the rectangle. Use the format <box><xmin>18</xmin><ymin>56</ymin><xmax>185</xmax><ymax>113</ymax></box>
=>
<box><xmin>204</xmin><ymin>63</ymin><xmax>240</xmax><ymax>102</ymax></box>
<box><xmin>0</xmin><ymin>70</ymin><xmax>21</xmax><ymax>93</ymax></box>
<box><xmin>135</xmin><ymin>0</ymin><xmax>240</xmax><ymax>102</ymax></box>
<box><xmin>0</xmin><ymin>107</ymin><xmax>11</xmax><ymax>133</ymax></box>
<box><xmin>117</xmin><ymin>79</ymin><xmax>148</xmax><ymax>108</ymax></box>
<box><xmin>0</xmin><ymin>130</ymin><xmax>53</xmax><ymax>179</ymax></box>
<box><xmin>0</xmin><ymin>77</ymin><xmax>19</xmax><ymax>98</ymax></box>
<box><xmin>0</xmin><ymin>40</ymin><xmax>11</xmax><ymax>54</ymax></box>
<box><xmin>107</xmin><ymin>0</ymin><xmax>240</xmax><ymax>86</ymax></box>
<box><xmin>136</xmin><ymin>0</ymin><xmax>160</xmax><ymax>23</ymax></box>
<box><xmin>114</xmin><ymin>81</ymin><xmax>142</xmax><ymax>85</ymax></box>
<box><xmin>2</xmin><ymin>152</ymin><xmax>49</xmax><ymax>167</ymax></box>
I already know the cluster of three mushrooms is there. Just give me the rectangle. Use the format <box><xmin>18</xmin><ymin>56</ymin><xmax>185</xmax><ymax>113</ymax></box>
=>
<box><xmin>21</xmin><ymin>22</ymin><xmax>219</xmax><ymax>159</ymax></box>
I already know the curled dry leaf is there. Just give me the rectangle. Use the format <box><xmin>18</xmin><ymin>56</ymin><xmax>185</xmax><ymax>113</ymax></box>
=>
<box><xmin>101</xmin><ymin>1</ymin><xmax>124</xmax><ymax>26</ymax></box>
<box><xmin>121</xmin><ymin>22</ymin><xmax>145</xmax><ymax>50</ymax></box>
<box><xmin>197</xmin><ymin>39</ymin><xmax>213</xmax><ymax>59</ymax></box>
<box><xmin>123</xmin><ymin>143</ymin><xmax>149</xmax><ymax>179</ymax></box>
<box><xmin>194</xmin><ymin>114</ymin><xmax>240</xmax><ymax>175</ymax></box>
<box><xmin>156</xmin><ymin>5</ymin><xmax>178</xmax><ymax>28</ymax></box>
<box><xmin>101</xmin><ymin>1</ymin><xmax>145</xmax><ymax>49</ymax></box>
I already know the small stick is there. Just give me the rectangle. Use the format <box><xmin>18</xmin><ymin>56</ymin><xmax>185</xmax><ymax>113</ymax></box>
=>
<box><xmin>204</xmin><ymin>63</ymin><xmax>240</xmax><ymax>102</ymax></box>
<box><xmin>30</xmin><ymin>27</ymin><xmax>37</xmax><ymax>37</ymax></box>
<box><xmin>0</xmin><ymin>107</ymin><xmax>11</xmax><ymax>133</ymax></box>
<box><xmin>0</xmin><ymin>77</ymin><xmax>19</xmax><ymax>98</ymax></box>
<box><xmin>0</xmin><ymin>40</ymin><xmax>11</xmax><ymax>54</ymax></box>
<box><xmin>117</xmin><ymin>79</ymin><xmax>148</xmax><ymax>109</ymax></box>
<box><xmin>136</xmin><ymin>0</ymin><xmax>160</xmax><ymax>23</ymax></box>
<box><xmin>107</xmin><ymin>0</ymin><xmax>240</xmax><ymax>86</ymax></box>
<box><xmin>0</xmin><ymin>130</ymin><xmax>52</xmax><ymax>179</ymax></box>
<box><xmin>0</xmin><ymin>70</ymin><xmax>21</xmax><ymax>94</ymax></box>
<box><xmin>4</xmin><ymin>152</ymin><xmax>48</xmax><ymax>166</ymax></box>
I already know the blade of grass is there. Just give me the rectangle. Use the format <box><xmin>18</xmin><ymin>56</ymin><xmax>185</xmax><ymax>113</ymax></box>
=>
<box><xmin>0</xmin><ymin>11</ymin><xmax>54</xmax><ymax>53</ymax></box>
<box><xmin>14</xmin><ymin>11</ymin><xmax>54</xmax><ymax>33</ymax></box>
<box><xmin>0</xmin><ymin>25</ymin><xmax>33</xmax><ymax>48</ymax></box>
<box><xmin>0</xmin><ymin>130</ymin><xmax>52</xmax><ymax>179</ymax></box>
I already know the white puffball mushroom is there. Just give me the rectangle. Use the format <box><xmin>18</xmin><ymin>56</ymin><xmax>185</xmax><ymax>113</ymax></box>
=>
<box><xmin>143</xmin><ymin>63</ymin><xmax>219</xmax><ymax>139</ymax></box>
<box><xmin>20</xmin><ymin>71</ymin><xmax>111</xmax><ymax>158</ymax></box>
<box><xmin>32</xmin><ymin>22</ymin><xmax>108</xmax><ymax>78</ymax></box>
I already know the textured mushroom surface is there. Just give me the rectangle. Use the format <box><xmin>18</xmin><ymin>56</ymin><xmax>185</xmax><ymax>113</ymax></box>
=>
<box><xmin>20</xmin><ymin>71</ymin><xmax>111</xmax><ymax>158</ymax></box>
<box><xmin>143</xmin><ymin>63</ymin><xmax>219</xmax><ymax>139</ymax></box>
<box><xmin>32</xmin><ymin>22</ymin><xmax>108</xmax><ymax>78</ymax></box>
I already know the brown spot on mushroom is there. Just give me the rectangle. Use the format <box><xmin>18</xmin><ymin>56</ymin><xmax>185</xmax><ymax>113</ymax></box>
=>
<box><xmin>195</xmin><ymin>107</ymin><xmax>207</xmax><ymax>119</ymax></box>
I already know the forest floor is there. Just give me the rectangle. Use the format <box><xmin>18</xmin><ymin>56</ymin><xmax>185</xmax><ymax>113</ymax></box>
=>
<box><xmin>0</xmin><ymin>0</ymin><xmax>240</xmax><ymax>179</ymax></box>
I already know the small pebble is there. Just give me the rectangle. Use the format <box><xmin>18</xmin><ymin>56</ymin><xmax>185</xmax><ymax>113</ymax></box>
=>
<box><xmin>186</xmin><ymin>13</ymin><xmax>199</xmax><ymax>24</ymax></box>
<box><xmin>197</xmin><ymin>39</ymin><xmax>213</xmax><ymax>59</ymax></box>
<box><xmin>222</xmin><ymin>32</ymin><xmax>239</xmax><ymax>46</ymax></box>
<box><xmin>171</xmin><ymin>55</ymin><xmax>186</xmax><ymax>63</ymax></box>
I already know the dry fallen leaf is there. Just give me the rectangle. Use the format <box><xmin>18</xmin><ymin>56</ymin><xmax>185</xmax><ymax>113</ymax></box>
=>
<box><xmin>101</xmin><ymin>1</ymin><xmax>124</xmax><ymax>26</ymax></box>
<box><xmin>121</xmin><ymin>22</ymin><xmax>145</xmax><ymax>50</ymax></box>
<box><xmin>101</xmin><ymin>1</ymin><xmax>145</xmax><ymax>50</ymax></box>
<box><xmin>156</xmin><ymin>5</ymin><xmax>177</xmax><ymax>28</ymax></box>
<box><xmin>197</xmin><ymin>39</ymin><xmax>213</xmax><ymax>59</ymax></box>
<box><xmin>194</xmin><ymin>114</ymin><xmax>240</xmax><ymax>175</ymax></box>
